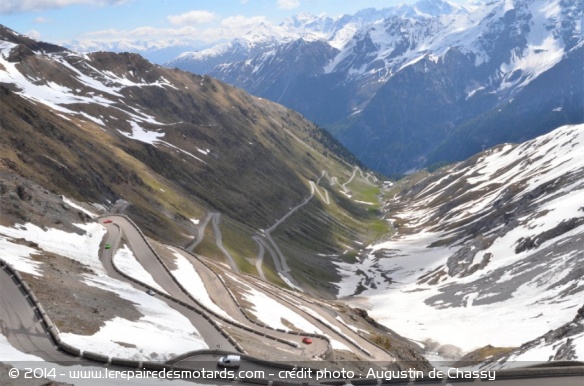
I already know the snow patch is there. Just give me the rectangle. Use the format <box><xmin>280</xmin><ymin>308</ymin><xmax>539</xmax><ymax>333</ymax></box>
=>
<box><xmin>0</xmin><ymin>235</ymin><xmax>44</xmax><ymax>277</ymax></box>
<box><xmin>113</xmin><ymin>245</ymin><xmax>167</xmax><ymax>293</ymax></box>
<box><xmin>60</xmin><ymin>274</ymin><xmax>207</xmax><ymax>361</ymax></box>
<box><xmin>62</xmin><ymin>196</ymin><xmax>97</xmax><ymax>218</ymax></box>
<box><xmin>119</xmin><ymin>121</ymin><xmax>165</xmax><ymax>145</ymax></box>
<box><xmin>168</xmin><ymin>248</ymin><xmax>232</xmax><ymax>320</ymax></box>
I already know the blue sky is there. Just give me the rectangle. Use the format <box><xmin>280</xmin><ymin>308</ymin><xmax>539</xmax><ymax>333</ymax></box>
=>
<box><xmin>0</xmin><ymin>0</ymin><xmax>472</xmax><ymax>48</ymax></box>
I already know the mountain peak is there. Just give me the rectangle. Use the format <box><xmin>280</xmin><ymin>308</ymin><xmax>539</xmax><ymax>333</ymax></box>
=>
<box><xmin>0</xmin><ymin>23</ymin><xmax>66</xmax><ymax>58</ymax></box>
<box><xmin>395</xmin><ymin>0</ymin><xmax>470</xmax><ymax>18</ymax></box>
<box><xmin>187</xmin><ymin>0</ymin><xmax>582</xmax><ymax>176</ymax></box>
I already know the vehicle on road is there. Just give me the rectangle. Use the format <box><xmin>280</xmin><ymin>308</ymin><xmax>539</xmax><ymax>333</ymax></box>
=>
<box><xmin>218</xmin><ymin>355</ymin><xmax>240</xmax><ymax>368</ymax></box>
<box><xmin>302</xmin><ymin>337</ymin><xmax>312</xmax><ymax>344</ymax></box>
<box><xmin>103</xmin><ymin>219</ymin><xmax>113</xmax><ymax>223</ymax></box>
<box><xmin>105</xmin><ymin>244</ymin><xmax>111</xmax><ymax>249</ymax></box>
<box><xmin>146</xmin><ymin>289</ymin><xmax>155</xmax><ymax>296</ymax></box>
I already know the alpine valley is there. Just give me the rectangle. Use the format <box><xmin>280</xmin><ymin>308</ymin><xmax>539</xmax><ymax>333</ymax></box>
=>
<box><xmin>167</xmin><ymin>0</ymin><xmax>584</xmax><ymax>176</ymax></box>
<box><xmin>0</xmin><ymin>23</ymin><xmax>429</xmax><ymax>370</ymax></box>
<box><xmin>0</xmin><ymin>0</ymin><xmax>583</xmax><ymax>380</ymax></box>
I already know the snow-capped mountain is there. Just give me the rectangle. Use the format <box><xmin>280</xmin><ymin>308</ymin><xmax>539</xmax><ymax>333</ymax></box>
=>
<box><xmin>168</xmin><ymin>0</ymin><xmax>583</xmax><ymax>175</ymax></box>
<box><xmin>337</xmin><ymin>123</ymin><xmax>584</xmax><ymax>361</ymax></box>
<box><xmin>164</xmin><ymin>6</ymin><xmax>412</xmax><ymax>76</ymax></box>
<box><xmin>165</xmin><ymin>23</ymin><xmax>295</xmax><ymax>75</ymax></box>
<box><xmin>3</xmin><ymin>20</ymin><xmax>584</xmax><ymax>367</ymax></box>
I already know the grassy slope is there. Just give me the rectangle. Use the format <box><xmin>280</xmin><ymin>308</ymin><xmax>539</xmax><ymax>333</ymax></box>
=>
<box><xmin>0</xmin><ymin>45</ymin><xmax>389</xmax><ymax>294</ymax></box>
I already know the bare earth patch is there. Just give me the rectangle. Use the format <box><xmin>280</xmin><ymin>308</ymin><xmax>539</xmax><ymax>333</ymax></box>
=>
<box><xmin>22</xmin><ymin>251</ymin><xmax>142</xmax><ymax>336</ymax></box>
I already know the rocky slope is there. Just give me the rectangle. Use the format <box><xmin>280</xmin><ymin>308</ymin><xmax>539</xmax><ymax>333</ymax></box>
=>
<box><xmin>335</xmin><ymin>123</ymin><xmax>584</xmax><ymax>362</ymax></box>
<box><xmin>170</xmin><ymin>0</ymin><xmax>584</xmax><ymax>175</ymax></box>
<box><xmin>0</xmin><ymin>24</ymin><xmax>380</xmax><ymax>296</ymax></box>
<box><xmin>484</xmin><ymin>306</ymin><xmax>584</xmax><ymax>367</ymax></box>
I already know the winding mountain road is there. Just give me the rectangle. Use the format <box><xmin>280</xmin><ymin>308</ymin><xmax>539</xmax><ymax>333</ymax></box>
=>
<box><xmin>102</xmin><ymin>216</ymin><xmax>330</xmax><ymax>359</ymax></box>
<box><xmin>210</xmin><ymin>213</ymin><xmax>239</xmax><ymax>272</ymax></box>
<box><xmin>311</xmin><ymin>181</ymin><xmax>330</xmax><ymax>205</ymax></box>
<box><xmin>99</xmin><ymin>219</ymin><xmax>235</xmax><ymax>351</ymax></box>
<box><xmin>185</xmin><ymin>212</ymin><xmax>239</xmax><ymax>273</ymax></box>
<box><xmin>256</xmin><ymin>181</ymin><xmax>316</xmax><ymax>289</ymax></box>
<box><xmin>358</xmin><ymin>168</ymin><xmax>377</xmax><ymax>186</ymax></box>
<box><xmin>1</xmin><ymin>216</ymin><xmax>583</xmax><ymax>385</ymax></box>
<box><xmin>184</xmin><ymin>167</ymin><xmax>370</xmax><ymax>293</ymax></box>
<box><xmin>342</xmin><ymin>166</ymin><xmax>358</xmax><ymax>192</ymax></box>
<box><xmin>252</xmin><ymin>237</ymin><xmax>267</xmax><ymax>280</ymax></box>
<box><xmin>1</xmin><ymin>172</ymin><xmax>580</xmax><ymax>383</ymax></box>
<box><xmin>185</xmin><ymin>212</ymin><xmax>214</xmax><ymax>252</ymax></box>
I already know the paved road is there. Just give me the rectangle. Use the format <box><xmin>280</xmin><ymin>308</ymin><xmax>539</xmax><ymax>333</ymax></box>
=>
<box><xmin>0</xmin><ymin>268</ymin><xmax>70</xmax><ymax>363</ymax></box>
<box><xmin>358</xmin><ymin>168</ymin><xmax>377</xmax><ymax>186</ymax></box>
<box><xmin>103</xmin><ymin>216</ymin><xmax>324</xmax><ymax>358</ymax></box>
<box><xmin>251</xmin><ymin>167</ymin><xmax>371</xmax><ymax>290</ymax></box>
<box><xmin>1</xmin><ymin>218</ymin><xmax>583</xmax><ymax>385</ymax></box>
<box><xmin>311</xmin><ymin>181</ymin><xmax>330</xmax><ymax>205</ymax></box>
<box><xmin>185</xmin><ymin>212</ymin><xmax>214</xmax><ymax>252</ymax></box>
<box><xmin>99</xmin><ymin>218</ymin><xmax>236</xmax><ymax>352</ymax></box>
<box><xmin>176</xmin><ymin>246</ymin><xmax>396</xmax><ymax>362</ymax></box>
<box><xmin>160</xmin><ymin>247</ymin><xmax>330</xmax><ymax>358</ymax></box>
<box><xmin>185</xmin><ymin>212</ymin><xmax>239</xmax><ymax>273</ymax></box>
<box><xmin>210</xmin><ymin>213</ymin><xmax>239</xmax><ymax>272</ymax></box>
<box><xmin>256</xmin><ymin>181</ymin><xmax>316</xmax><ymax>289</ymax></box>
<box><xmin>342</xmin><ymin>167</ymin><xmax>358</xmax><ymax>192</ymax></box>
<box><xmin>171</xmin><ymin>352</ymin><xmax>300</xmax><ymax>380</ymax></box>
<box><xmin>252</xmin><ymin>234</ymin><xmax>279</xmax><ymax>279</ymax></box>
<box><xmin>248</xmin><ymin>276</ymin><xmax>395</xmax><ymax>362</ymax></box>
<box><xmin>312</xmin><ymin>171</ymin><xmax>330</xmax><ymax>205</ymax></box>
<box><xmin>252</xmin><ymin>237</ymin><xmax>267</xmax><ymax>280</ymax></box>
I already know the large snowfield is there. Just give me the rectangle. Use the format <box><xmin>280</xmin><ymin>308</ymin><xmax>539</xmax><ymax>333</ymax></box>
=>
<box><xmin>338</xmin><ymin>124</ymin><xmax>584</xmax><ymax>360</ymax></box>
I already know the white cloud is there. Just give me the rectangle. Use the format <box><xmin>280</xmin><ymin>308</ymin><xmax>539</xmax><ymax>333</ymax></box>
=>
<box><xmin>70</xmin><ymin>14</ymin><xmax>271</xmax><ymax>49</ymax></box>
<box><xmin>85</xmin><ymin>25</ymin><xmax>199</xmax><ymax>39</ymax></box>
<box><xmin>167</xmin><ymin>10</ymin><xmax>216</xmax><ymax>26</ymax></box>
<box><xmin>81</xmin><ymin>15</ymin><xmax>267</xmax><ymax>42</ymax></box>
<box><xmin>277</xmin><ymin>0</ymin><xmax>300</xmax><ymax>10</ymax></box>
<box><xmin>220</xmin><ymin>15</ymin><xmax>267</xmax><ymax>29</ymax></box>
<box><xmin>34</xmin><ymin>16</ymin><xmax>52</xmax><ymax>23</ymax></box>
<box><xmin>0</xmin><ymin>0</ymin><xmax>127</xmax><ymax>14</ymax></box>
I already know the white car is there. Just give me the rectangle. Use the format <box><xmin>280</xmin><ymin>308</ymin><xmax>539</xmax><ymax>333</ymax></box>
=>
<box><xmin>217</xmin><ymin>355</ymin><xmax>240</xmax><ymax>368</ymax></box>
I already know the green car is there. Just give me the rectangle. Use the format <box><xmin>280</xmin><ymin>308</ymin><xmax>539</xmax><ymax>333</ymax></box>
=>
<box><xmin>105</xmin><ymin>244</ymin><xmax>112</xmax><ymax>249</ymax></box>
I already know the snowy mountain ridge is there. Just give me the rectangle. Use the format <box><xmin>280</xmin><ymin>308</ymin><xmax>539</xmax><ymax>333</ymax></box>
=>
<box><xmin>283</xmin><ymin>0</ymin><xmax>577</xmax><ymax>87</ymax></box>
<box><xmin>172</xmin><ymin>0</ymin><xmax>580</xmax><ymax>83</ymax></box>
<box><xmin>172</xmin><ymin>0</ymin><xmax>582</xmax><ymax>175</ymax></box>
<box><xmin>338</xmin><ymin>123</ymin><xmax>584</xmax><ymax>362</ymax></box>
<box><xmin>164</xmin><ymin>0</ymin><xmax>473</xmax><ymax>74</ymax></box>
<box><xmin>166</xmin><ymin>1</ymin><xmax>453</xmax><ymax>64</ymax></box>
